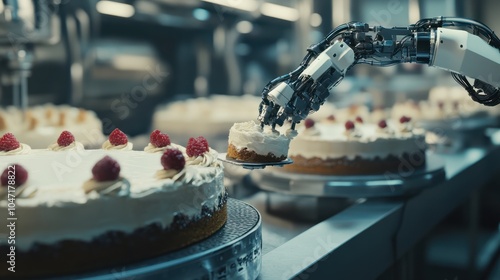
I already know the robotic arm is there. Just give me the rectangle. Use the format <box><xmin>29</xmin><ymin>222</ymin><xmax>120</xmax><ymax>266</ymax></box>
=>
<box><xmin>258</xmin><ymin>17</ymin><xmax>500</xmax><ymax>129</ymax></box>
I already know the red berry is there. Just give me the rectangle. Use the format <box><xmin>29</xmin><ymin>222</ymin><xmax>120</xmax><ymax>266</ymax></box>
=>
<box><xmin>92</xmin><ymin>156</ymin><xmax>120</xmax><ymax>182</ymax></box>
<box><xmin>161</xmin><ymin>149</ymin><xmax>185</xmax><ymax>171</ymax></box>
<box><xmin>57</xmin><ymin>131</ymin><xmax>75</xmax><ymax>147</ymax></box>
<box><xmin>150</xmin><ymin>129</ymin><xmax>171</xmax><ymax>148</ymax></box>
<box><xmin>399</xmin><ymin>116</ymin><xmax>412</xmax><ymax>124</ymax></box>
<box><xmin>108</xmin><ymin>128</ymin><xmax>128</xmax><ymax>146</ymax></box>
<box><xmin>327</xmin><ymin>115</ymin><xmax>335</xmax><ymax>121</ymax></box>
<box><xmin>345</xmin><ymin>121</ymin><xmax>355</xmax><ymax>131</ymax></box>
<box><xmin>438</xmin><ymin>102</ymin><xmax>444</xmax><ymax>109</ymax></box>
<box><xmin>1</xmin><ymin>164</ymin><xmax>28</xmax><ymax>187</ymax></box>
<box><xmin>0</xmin><ymin>133</ymin><xmax>20</xmax><ymax>151</ymax></box>
<box><xmin>304</xmin><ymin>118</ymin><xmax>315</xmax><ymax>129</ymax></box>
<box><xmin>355</xmin><ymin>116</ymin><xmax>364</xmax><ymax>123</ymax></box>
<box><xmin>186</xmin><ymin>136</ymin><xmax>209</xmax><ymax>157</ymax></box>
<box><xmin>378</xmin><ymin>120</ymin><xmax>388</xmax><ymax>129</ymax></box>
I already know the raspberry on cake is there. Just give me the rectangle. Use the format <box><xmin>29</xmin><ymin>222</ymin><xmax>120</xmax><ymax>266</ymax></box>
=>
<box><xmin>151</xmin><ymin>129</ymin><xmax>171</xmax><ymax>148</ymax></box>
<box><xmin>0</xmin><ymin>132</ymin><xmax>31</xmax><ymax>155</ymax></box>
<box><xmin>144</xmin><ymin>130</ymin><xmax>185</xmax><ymax>153</ymax></box>
<box><xmin>185</xmin><ymin>136</ymin><xmax>221</xmax><ymax>167</ymax></box>
<box><xmin>157</xmin><ymin>148</ymin><xmax>187</xmax><ymax>179</ymax></box>
<box><xmin>102</xmin><ymin>128</ymin><xmax>133</xmax><ymax>150</ymax></box>
<box><xmin>1</xmin><ymin>164</ymin><xmax>28</xmax><ymax>187</ymax></box>
<box><xmin>187</xmin><ymin>136</ymin><xmax>209</xmax><ymax>157</ymax></box>
<box><xmin>83</xmin><ymin>155</ymin><xmax>129</xmax><ymax>195</ymax></box>
<box><xmin>0</xmin><ymin>164</ymin><xmax>36</xmax><ymax>200</ymax></box>
<box><xmin>227</xmin><ymin>121</ymin><xmax>294</xmax><ymax>163</ymax></box>
<box><xmin>48</xmin><ymin>130</ymin><xmax>84</xmax><ymax>151</ymax></box>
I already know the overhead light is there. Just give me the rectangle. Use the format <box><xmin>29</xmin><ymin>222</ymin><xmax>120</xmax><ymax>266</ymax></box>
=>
<box><xmin>201</xmin><ymin>0</ymin><xmax>258</xmax><ymax>13</ymax></box>
<box><xmin>236</xmin><ymin>21</ymin><xmax>253</xmax><ymax>34</ymax></box>
<box><xmin>260</xmin><ymin>3</ymin><xmax>299</xmax><ymax>22</ymax></box>
<box><xmin>96</xmin><ymin>1</ymin><xmax>135</xmax><ymax>18</ymax></box>
<box><xmin>193</xmin><ymin>8</ymin><xmax>210</xmax><ymax>21</ymax></box>
<box><xmin>310</xmin><ymin>13</ymin><xmax>322</xmax><ymax>27</ymax></box>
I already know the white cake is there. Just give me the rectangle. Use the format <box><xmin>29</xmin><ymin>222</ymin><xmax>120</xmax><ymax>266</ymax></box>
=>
<box><xmin>0</xmin><ymin>104</ymin><xmax>105</xmax><ymax>149</ymax></box>
<box><xmin>0</xmin><ymin>133</ymin><xmax>226</xmax><ymax>277</ymax></box>
<box><xmin>283</xmin><ymin>118</ymin><xmax>426</xmax><ymax>175</ymax></box>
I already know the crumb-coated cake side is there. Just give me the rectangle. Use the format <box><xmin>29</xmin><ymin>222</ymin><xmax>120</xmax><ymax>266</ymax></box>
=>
<box><xmin>0</xmin><ymin>131</ymin><xmax>227</xmax><ymax>278</ymax></box>
<box><xmin>227</xmin><ymin>121</ymin><xmax>296</xmax><ymax>163</ymax></box>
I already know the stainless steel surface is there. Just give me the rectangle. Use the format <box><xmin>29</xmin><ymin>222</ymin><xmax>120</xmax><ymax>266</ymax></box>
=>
<box><xmin>62</xmin><ymin>199</ymin><xmax>262</xmax><ymax>280</ymax></box>
<box><xmin>218</xmin><ymin>153</ymin><xmax>293</xmax><ymax>170</ymax></box>
<box><xmin>237</xmin><ymin>146</ymin><xmax>500</xmax><ymax>279</ymax></box>
<box><xmin>250</xmin><ymin>153</ymin><xmax>445</xmax><ymax>198</ymax></box>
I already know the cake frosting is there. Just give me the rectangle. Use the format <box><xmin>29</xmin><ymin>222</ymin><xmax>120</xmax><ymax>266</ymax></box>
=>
<box><xmin>289</xmin><ymin>122</ymin><xmax>425</xmax><ymax>160</ymax></box>
<box><xmin>47</xmin><ymin>141</ymin><xmax>84</xmax><ymax>151</ymax></box>
<box><xmin>101</xmin><ymin>140</ymin><xmax>133</xmax><ymax>150</ymax></box>
<box><xmin>282</xmin><ymin>117</ymin><xmax>426</xmax><ymax>175</ymax></box>
<box><xmin>0</xmin><ymin>149</ymin><xmax>225</xmax><ymax>252</ymax></box>
<box><xmin>0</xmin><ymin>105</ymin><xmax>105</xmax><ymax>149</ymax></box>
<box><xmin>144</xmin><ymin>142</ymin><xmax>185</xmax><ymax>153</ymax></box>
<box><xmin>0</xmin><ymin>143</ymin><xmax>31</xmax><ymax>155</ymax></box>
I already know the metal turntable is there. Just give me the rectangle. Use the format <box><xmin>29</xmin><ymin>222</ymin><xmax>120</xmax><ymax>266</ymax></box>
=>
<box><xmin>60</xmin><ymin>199</ymin><xmax>261</xmax><ymax>280</ymax></box>
<box><xmin>250</xmin><ymin>154</ymin><xmax>446</xmax><ymax>198</ymax></box>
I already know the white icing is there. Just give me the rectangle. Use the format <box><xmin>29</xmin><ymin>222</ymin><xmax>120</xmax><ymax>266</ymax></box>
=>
<box><xmin>102</xmin><ymin>140</ymin><xmax>133</xmax><ymax>151</ymax></box>
<box><xmin>144</xmin><ymin>143</ymin><xmax>186</xmax><ymax>153</ymax></box>
<box><xmin>0</xmin><ymin>143</ymin><xmax>31</xmax><ymax>156</ymax></box>
<box><xmin>48</xmin><ymin>141</ymin><xmax>84</xmax><ymax>151</ymax></box>
<box><xmin>186</xmin><ymin>148</ymin><xmax>222</xmax><ymax>168</ymax></box>
<box><xmin>289</xmin><ymin>122</ymin><xmax>426</xmax><ymax>160</ymax></box>
<box><xmin>228</xmin><ymin>121</ymin><xmax>292</xmax><ymax>157</ymax></box>
<box><xmin>0</xmin><ymin>150</ymin><xmax>225</xmax><ymax>251</ymax></box>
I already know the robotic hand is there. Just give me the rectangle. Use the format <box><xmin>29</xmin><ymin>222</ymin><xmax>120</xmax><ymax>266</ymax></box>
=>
<box><xmin>258</xmin><ymin>17</ymin><xmax>500</xmax><ymax>130</ymax></box>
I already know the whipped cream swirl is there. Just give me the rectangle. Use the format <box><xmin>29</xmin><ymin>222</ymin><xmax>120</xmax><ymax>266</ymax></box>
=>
<box><xmin>144</xmin><ymin>143</ymin><xmax>186</xmax><ymax>153</ymax></box>
<box><xmin>0</xmin><ymin>183</ymin><xmax>37</xmax><ymax>200</ymax></box>
<box><xmin>301</xmin><ymin>127</ymin><xmax>320</xmax><ymax>137</ymax></box>
<box><xmin>82</xmin><ymin>177</ymin><xmax>131</xmax><ymax>196</ymax></box>
<box><xmin>0</xmin><ymin>143</ymin><xmax>31</xmax><ymax>156</ymax></box>
<box><xmin>48</xmin><ymin>141</ymin><xmax>84</xmax><ymax>151</ymax></box>
<box><xmin>102</xmin><ymin>140</ymin><xmax>133</xmax><ymax>151</ymax></box>
<box><xmin>186</xmin><ymin>148</ymin><xmax>222</xmax><ymax>168</ymax></box>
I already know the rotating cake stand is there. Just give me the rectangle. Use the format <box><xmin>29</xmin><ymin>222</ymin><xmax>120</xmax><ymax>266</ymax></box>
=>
<box><xmin>60</xmin><ymin>199</ymin><xmax>261</xmax><ymax>280</ymax></box>
<box><xmin>251</xmin><ymin>154</ymin><xmax>446</xmax><ymax>198</ymax></box>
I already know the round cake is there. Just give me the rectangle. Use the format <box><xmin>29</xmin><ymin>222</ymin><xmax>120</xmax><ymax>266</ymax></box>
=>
<box><xmin>227</xmin><ymin>121</ymin><xmax>296</xmax><ymax>163</ymax></box>
<box><xmin>283</xmin><ymin>117</ymin><xmax>426</xmax><ymax>175</ymax></box>
<box><xmin>0</xmin><ymin>130</ymin><xmax>226</xmax><ymax>278</ymax></box>
<box><xmin>0</xmin><ymin>104</ymin><xmax>105</xmax><ymax>149</ymax></box>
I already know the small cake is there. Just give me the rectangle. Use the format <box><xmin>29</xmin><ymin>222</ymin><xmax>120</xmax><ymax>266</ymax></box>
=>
<box><xmin>0</xmin><ymin>132</ymin><xmax>226</xmax><ymax>278</ymax></box>
<box><xmin>283</xmin><ymin>117</ymin><xmax>426</xmax><ymax>175</ymax></box>
<box><xmin>227</xmin><ymin>121</ymin><xmax>295</xmax><ymax>163</ymax></box>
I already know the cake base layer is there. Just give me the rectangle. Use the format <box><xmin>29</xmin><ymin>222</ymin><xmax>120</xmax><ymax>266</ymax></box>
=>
<box><xmin>0</xmin><ymin>199</ymin><xmax>227</xmax><ymax>278</ymax></box>
<box><xmin>283</xmin><ymin>151</ymin><xmax>426</xmax><ymax>175</ymax></box>
<box><xmin>227</xmin><ymin>144</ymin><xmax>286</xmax><ymax>163</ymax></box>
